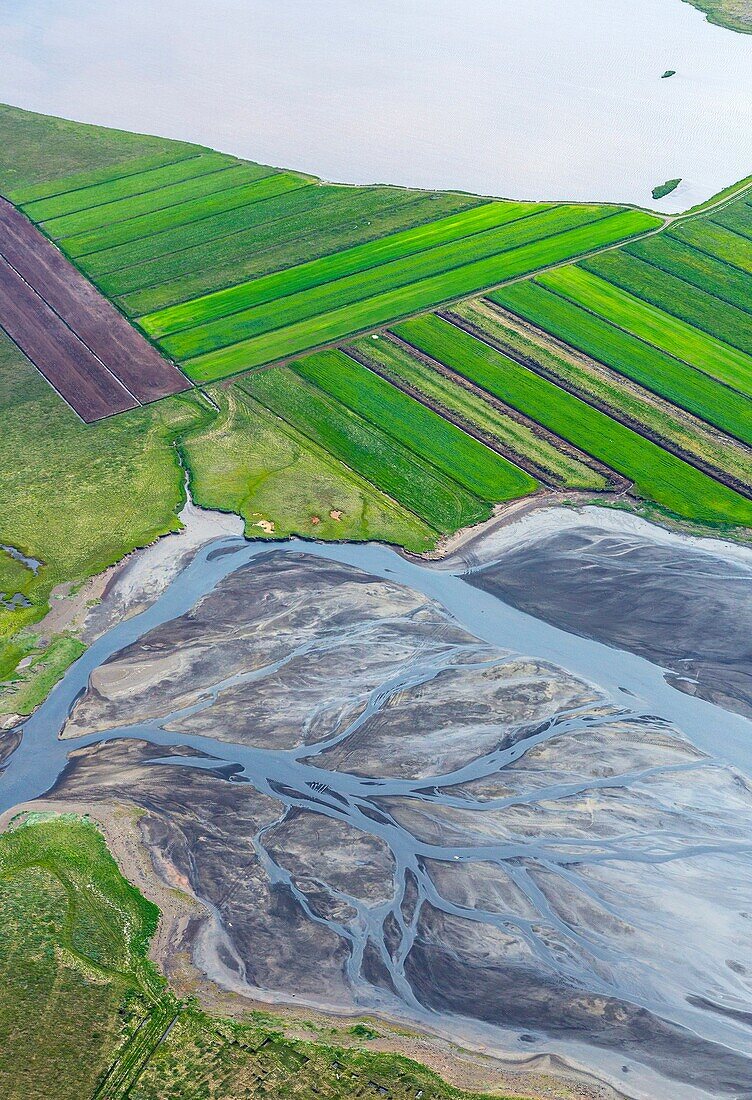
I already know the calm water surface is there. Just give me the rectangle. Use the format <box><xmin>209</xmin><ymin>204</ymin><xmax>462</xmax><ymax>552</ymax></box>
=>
<box><xmin>1</xmin><ymin>0</ymin><xmax>751</xmax><ymax>210</ymax></box>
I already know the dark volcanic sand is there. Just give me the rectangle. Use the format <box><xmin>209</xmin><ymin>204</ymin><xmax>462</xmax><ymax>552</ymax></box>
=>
<box><xmin>465</xmin><ymin>521</ymin><xmax>752</xmax><ymax>718</ymax></box>
<box><xmin>32</xmin><ymin>549</ymin><xmax>752</xmax><ymax>1099</ymax></box>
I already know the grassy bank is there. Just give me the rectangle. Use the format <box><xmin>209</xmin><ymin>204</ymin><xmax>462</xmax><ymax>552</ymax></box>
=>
<box><xmin>681</xmin><ymin>0</ymin><xmax>752</xmax><ymax>34</ymax></box>
<box><xmin>0</xmin><ymin>814</ymin><xmax>519</xmax><ymax>1100</ymax></box>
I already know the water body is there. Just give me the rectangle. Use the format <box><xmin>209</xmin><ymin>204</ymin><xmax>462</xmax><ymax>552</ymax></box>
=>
<box><xmin>1</xmin><ymin>0</ymin><xmax>751</xmax><ymax>211</ymax></box>
<box><xmin>2</xmin><ymin>514</ymin><xmax>752</xmax><ymax>1098</ymax></box>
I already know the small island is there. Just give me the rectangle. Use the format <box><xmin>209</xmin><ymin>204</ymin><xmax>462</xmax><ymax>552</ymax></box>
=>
<box><xmin>662</xmin><ymin>69</ymin><xmax>677</xmax><ymax>77</ymax></box>
<box><xmin>652</xmin><ymin>177</ymin><xmax>682</xmax><ymax>199</ymax></box>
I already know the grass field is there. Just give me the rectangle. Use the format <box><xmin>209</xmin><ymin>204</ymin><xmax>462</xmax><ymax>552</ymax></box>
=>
<box><xmin>625</xmin><ymin>233</ymin><xmax>752</xmax><ymax>314</ymax></box>
<box><xmin>290</xmin><ymin>350</ymin><xmax>537</xmax><ymax>502</ymax></box>
<box><xmin>349</xmin><ymin>335</ymin><xmax>606</xmax><ymax>489</ymax></box>
<box><xmin>240</xmin><ymin>366</ymin><xmax>495</xmax><ymax>533</ymax></box>
<box><xmin>534</xmin><ymin>265</ymin><xmax>752</xmax><ymax>396</ymax></box>
<box><xmin>489</xmin><ymin>279</ymin><xmax>752</xmax><ymax>445</ymax></box>
<box><xmin>455</xmin><ymin>298</ymin><xmax>752</xmax><ymax>493</ymax></box>
<box><xmin>394</xmin><ymin>314</ymin><xmax>752</xmax><ymax>529</ymax></box>
<box><xmin>0</xmin><ymin>813</ymin><xmax>513</xmax><ymax>1100</ymax></box>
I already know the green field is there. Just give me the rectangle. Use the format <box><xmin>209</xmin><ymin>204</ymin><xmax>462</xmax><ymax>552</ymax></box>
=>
<box><xmin>489</xmin><ymin>279</ymin><xmax>752</xmax><ymax>445</ymax></box>
<box><xmin>139</xmin><ymin>200</ymin><xmax>544</xmax><ymax>336</ymax></box>
<box><xmin>625</xmin><ymin>234</ymin><xmax>752</xmax><ymax>314</ymax></box>
<box><xmin>349</xmin><ymin>335</ymin><xmax>606</xmax><ymax>489</ymax></box>
<box><xmin>241</xmin><ymin>366</ymin><xmax>495</xmax><ymax>533</ymax></box>
<box><xmin>669</xmin><ymin>217</ymin><xmax>752</xmax><ymax>273</ymax></box>
<box><xmin>534</xmin><ymin>265</ymin><xmax>752</xmax><ymax>395</ymax></box>
<box><xmin>291</xmin><ymin>350</ymin><xmax>537</xmax><ymax>502</ymax></box>
<box><xmin>0</xmin><ymin>814</ymin><xmax>513</xmax><ymax>1100</ymax></box>
<box><xmin>394</xmin><ymin>314</ymin><xmax>752</xmax><ymax>529</ymax></box>
<box><xmin>582</xmin><ymin>249</ymin><xmax>752</xmax><ymax>355</ymax></box>
<box><xmin>454</xmin><ymin>298</ymin><xmax>752</xmax><ymax>493</ymax></box>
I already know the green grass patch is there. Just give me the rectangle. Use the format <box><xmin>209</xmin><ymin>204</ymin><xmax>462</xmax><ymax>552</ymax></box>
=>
<box><xmin>582</xmin><ymin>249</ymin><xmax>752</xmax><ymax>355</ymax></box>
<box><xmin>489</xmin><ymin>279</ymin><xmax>752</xmax><ymax>445</ymax></box>
<box><xmin>1</xmin><ymin>634</ymin><xmax>86</xmax><ymax>715</ymax></box>
<box><xmin>181</xmin><ymin>385</ymin><xmax>436</xmax><ymax>552</ymax></box>
<box><xmin>42</xmin><ymin>162</ymin><xmax>278</xmax><ymax>239</ymax></box>
<box><xmin>184</xmin><ymin>209</ymin><xmax>657</xmax><ymax>379</ymax></box>
<box><xmin>156</xmin><ymin>205</ymin><xmax>613</xmax><ymax>357</ymax></box>
<box><xmin>536</xmin><ymin>264</ymin><xmax>752</xmax><ymax>396</ymax></box>
<box><xmin>710</xmin><ymin>200</ymin><xmax>752</xmax><ymax>242</ymax></box>
<box><xmin>669</xmin><ymin>218</ymin><xmax>752</xmax><ymax>275</ymax></box>
<box><xmin>456</xmin><ymin>298</ymin><xmax>752</xmax><ymax>493</ymax></box>
<box><xmin>59</xmin><ymin>171</ymin><xmax>312</xmax><ymax>256</ymax></box>
<box><xmin>20</xmin><ymin>152</ymin><xmax>240</xmax><ymax>221</ymax></box>
<box><xmin>240</xmin><ymin>367</ymin><xmax>488</xmax><ymax>532</ymax></box>
<box><xmin>140</xmin><ymin>200</ymin><xmax>544</xmax><ymax>337</ymax></box>
<box><xmin>351</xmin><ymin>334</ymin><xmax>605</xmax><ymax>488</ymax></box>
<box><xmin>395</xmin><ymin>314</ymin><xmax>752</xmax><ymax>529</ymax></box>
<box><xmin>625</xmin><ymin>234</ymin><xmax>752</xmax><ymax>315</ymax></box>
<box><xmin>0</xmin><ymin>102</ymin><xmax>203</xmax><ymax>197</ymax></box>
<box><xmin>292</xmin><ymin>349</ymin><xmax>537</xmax><ymax>502</ymax></box>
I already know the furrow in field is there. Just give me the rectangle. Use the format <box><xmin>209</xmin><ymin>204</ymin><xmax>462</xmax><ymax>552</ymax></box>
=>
<box><xmin>347</xmin><ymin>335</ymin><xmax>611</xmax><ymax>490</ymax></box>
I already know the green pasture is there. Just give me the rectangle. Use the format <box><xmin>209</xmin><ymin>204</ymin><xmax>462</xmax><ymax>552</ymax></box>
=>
<box><xmin>140</xmin><ymin>200</ymin><xmax>545</xmax><ymax>337</ymax></box>
<box><xmin>711</xmin><ymin>200</ymin><xmax>752</xmax><ymax>241</ymax></box>
<box><xmin>184</xmin><ymin>210</ymin><xmax>656</xmax><ymax>379</ymax></box>
<box><xmin>241</xmin><ymin>367</ymin><xmax>489</xmax><ymax>532</ymax></box>
<box><xmin>394</xmin><ymin>314</ymin><xmax>752</xmax><ymax>529</ymax></box>
<box><xmin>19</xmin><ymin>151</ymin><xmax>238</xmax><ymax>222</ymax></box>
<box><xmin>537</xmin><ymin>265</ymin><xmax>752</xmax><ymax>396</ymax></box>
<box><xmin>456</xmin><ymin>298</ymin><xmax>752</xmax><ymax>493</ymax></box>
<box><xmin>156</xmin><ymin>205</ymin><xmax>615</xmax><ymax>358</ymax></box>
<box><xmin>350</xmin><ymin>334</ymin><xmax>606</xmax><ymax>488</ymax></box>
<box><xmin>669</xmin><ymin>218</ymin><xmax>752</xmax><ymax>274</ymax></box>
<box><xmin>626</xmin><ymin>234</ymin><xmax>752</xmax><ymax>314</ymax></box>
<box><xmin>489</xmin><ymin>279</ymin><xmax>752</xmax><ymax>445</ymax></box>
<box><xmin>582</xmin><ymin>249</ymin><xmax>752</xmax><ymax>355</ymax></box>
<box><xmin>292</xmin><ymin>350</ymin><xmax>537</xmax><ymax>501</ymax></box>
<box><xmin>42</xmin><ymin>161</ymin><xmax>277</xmax><ymax>239</ymax></box>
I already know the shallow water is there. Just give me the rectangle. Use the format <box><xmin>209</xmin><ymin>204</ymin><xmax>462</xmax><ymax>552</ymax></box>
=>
<box><xmin>3</xmin><ymin>523</ymin><xmax>752</xmax><ymax>1098</ymax></box>
<box><xmin>2</xmin><ymin>0</ymin><xmax>752</xmax><ymax>210</ymax></box>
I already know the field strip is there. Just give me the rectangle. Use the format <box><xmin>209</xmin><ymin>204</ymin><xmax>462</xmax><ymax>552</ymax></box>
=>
<box><xmin>138</xmin><ymin>200</ymin><xmax>547</xmax><ymax>338</ymax></box>
<box><xmin>488</xmin><ymin>280</ymin><xmax>752</xmax><ymax>446</ymax></box>
<box><xmin>624</xmin><ymin>236</ymin><xmax>752</xmax><ymax>316</ymax></box>
<box><xmin>177</xmin><ymin>210</ymin><xmax>654</xmax><ymax>375</ymax></box>
<box><xmin>669</xmin><ymin>220</ymin><xmax>752</xmax><ymax>275</ymax></box>
<box><xmin>291</xmin><ymin>349</ymin><xmax>537</xmax><ymax>502</ymax></box>
<box><xmin>443</xmin><ymin>304</ymin><xmax>752</xmax><ymax>500</ymax></box>
<box><xmin>21</xmin><ymin>152</ymin><xmax>240</xmax><ymax>222</ymax></box>
<box><xmin>109</xmin><ymin>190</ymin><xmax>487</xmax><ymax>312</ymax></box>
<box><xmin>153</xmin><ymin>206</ymin><xmax>617</xmax><ymax>356</ymax></box>
<box><xmin>581</xmin><ymin>252</ymin><xmax>752</xmax><ymax>356</ymax></box>
<box><xmin>4</xmin><ymin>149</ymin><xmax>204</xmax><ymax>206</ymax></box>
<box><xmin>536</xmin><ymin>266</ymin><xmax>752</xmax><ymax>397</ymax></box>
<box><xmin>710</xmin><ymin>204</ymin><xmax>752</xmax><ymax>242</ymax></box>
<box><xmin>346</xmin><ymin>339</ymin><xmax>613</xmax><ymax>489</ymax></box>
<box><xmin>61</xmin><ymin>173</ymin><xmax>311</xmax><ymax>261</ymax></box>
<box><xmin>41</xmin><ymin>162</ymin><xmax>272</xmax><ymax>239</ymax></box>
<box><xmin>392</xmin><ymin>313</ymin><xmax>752</xmax><ymax>528</ymax></box>
<box><xmin>240</xmin><ymin>367</ymin><xmax>487</xmax><ymax>532</ymax></box>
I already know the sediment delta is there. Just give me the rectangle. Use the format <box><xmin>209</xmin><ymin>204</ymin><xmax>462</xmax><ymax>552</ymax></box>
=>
<box><xmin>9</xmin><ymin>534</ymin><xmax>747</xmax><ymax>1100</ymax></box>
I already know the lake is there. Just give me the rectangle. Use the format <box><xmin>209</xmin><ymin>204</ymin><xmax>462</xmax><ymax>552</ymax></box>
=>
<box><xmin>1</xmin><ymin>0</ymin><xmax>751</xmax><ymax>211</ymax></box>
